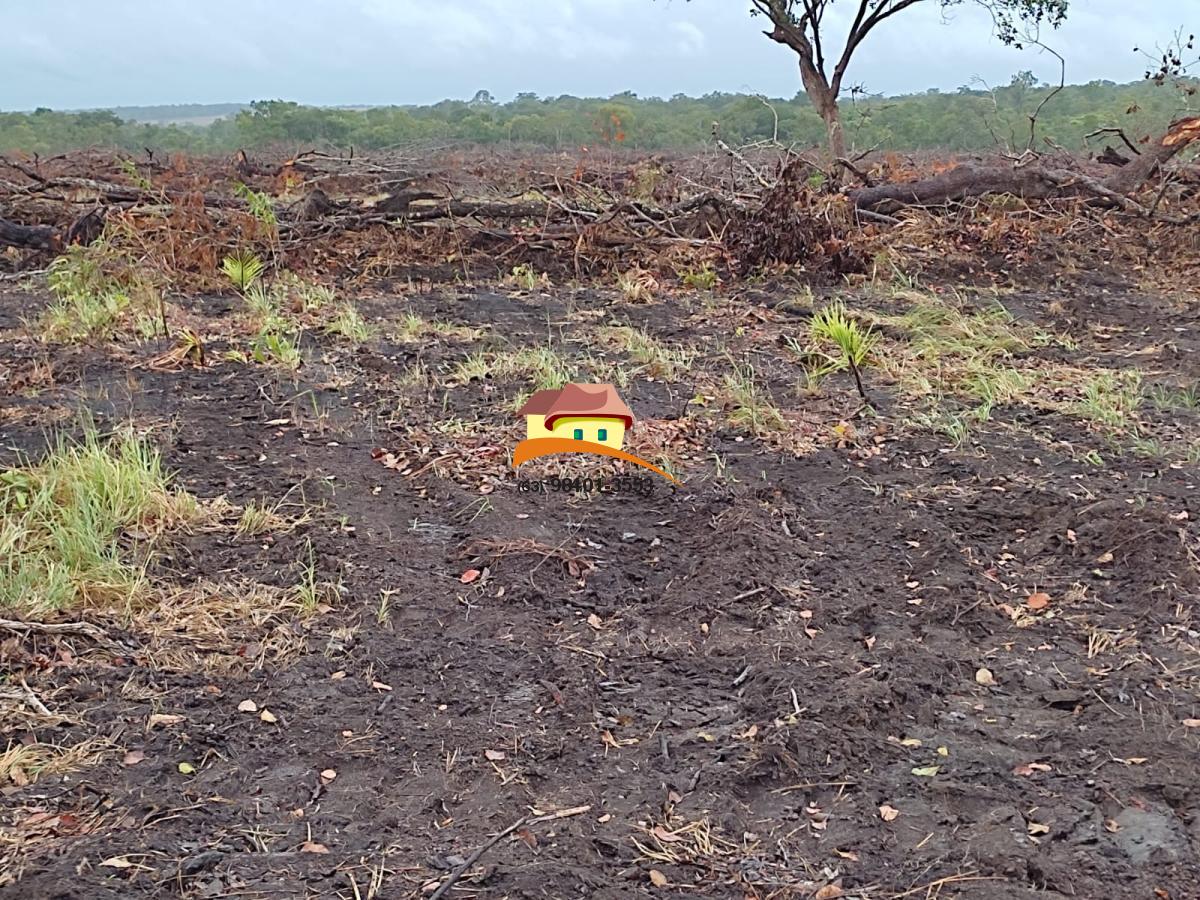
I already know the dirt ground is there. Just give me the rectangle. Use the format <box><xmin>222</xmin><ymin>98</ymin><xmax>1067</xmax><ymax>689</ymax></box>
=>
<box><xmin>2</xmin><ymin>265</ymin><xmax>1200</xmax><ymax>899</ymax></box>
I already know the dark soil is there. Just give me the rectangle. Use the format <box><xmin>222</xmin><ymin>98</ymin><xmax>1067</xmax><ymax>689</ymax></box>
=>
<box><xmin>2</xmin><ymin>275</ymin><xmax>1199</xmax><ymax>900</ymax></box>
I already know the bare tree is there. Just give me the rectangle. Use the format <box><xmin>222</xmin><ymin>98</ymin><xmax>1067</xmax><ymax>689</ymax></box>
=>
<box><xmin>747</xmin><ymin>1</ymin><xmax>1069</xmax><ymax>160</ymax></box>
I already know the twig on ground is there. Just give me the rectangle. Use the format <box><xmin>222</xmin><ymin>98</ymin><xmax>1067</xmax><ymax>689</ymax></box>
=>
<box><xmin>428</xmin><ymin>805</ymin><xmax>591</xmax><ymax>900</ymax></box>
<box><xmin>18</xmin><ymin>678</ymin><xmax>53</xmax><ymax>717</ymax></box>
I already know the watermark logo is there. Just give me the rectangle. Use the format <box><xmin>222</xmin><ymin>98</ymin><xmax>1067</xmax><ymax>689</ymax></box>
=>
<box><xmin>513</xmin><ymin>383</ymin><xmax>678</xmax><ymax>483</ymax></box>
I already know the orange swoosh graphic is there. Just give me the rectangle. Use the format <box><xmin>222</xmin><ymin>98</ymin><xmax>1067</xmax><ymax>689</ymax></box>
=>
<box><xmin>512</xmin><ymin>438</ymin><xmax>679</xmax><ymax>484</ymax></box>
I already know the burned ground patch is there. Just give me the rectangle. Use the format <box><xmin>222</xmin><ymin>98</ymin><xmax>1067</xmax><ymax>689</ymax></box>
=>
<box><xmin>2</xmin><ymin>265</ymin><xmax>1199</xmax><ymax>900</ymax></box>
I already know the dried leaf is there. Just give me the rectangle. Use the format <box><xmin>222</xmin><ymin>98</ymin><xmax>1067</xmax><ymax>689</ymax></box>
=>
<box><xmin>586</xmin><ymin>613</ymin><xmax>603</xmax><ymax>630</ymax></box>
<box><xmin>300</xmin><ymin>841</ymin><xmax>329</xmax><ymax>854</ymax></box>
<box><xmin>1013</xmin><ymin>762</ymin><xmax>1053</xmax><ymax>776</ymax></box>
<box><xmin>237</xmin><ymin>699</ymin><xmax>258</xmax><ymax>713</ymax></box>
<box><xmin>911</xmin><ymin>765</ymin><xmax>940</xmax><ymax>777</ymax></box>
<box><xmin>122</xmin><ymin>750</ymin><xmax>145</xmax><ymax>767</ymax></box>
<box><xmin>652</xmin><ymin>825</ymin><xmax>684</xmax><ymax>843</ymax></box>
<box><xmin>100</xmin><ymin>856</ymin><xmax>134</xmax><ymax>869</ymax></box>
<box><xmin>975</xmin><ymin>667</ymin><xmax>996</xmax><ymax>686</ymax></box>
<box><xmin>515</xmin><ymin>826</ymin><xmax>538</xmax><ymax>849</ymax></box>
<box><xmin>1027</xmin><ymin>821</ymin><xmax>1050</xmax><ymax>835</ymax></box>
<box><xmin>1183</xmin><ymin>719</ymin><xmax>1200</xmax><ymax>728</ymax></box>
<box><xmin>814</xmin><ymin>885</ymin><xmax>844</xmax><ymax>900</ymax></box>
<box><xmin>259</xmin><ymin>709</ymin><xmax>278</xmax><ymax>724</ymax></box>
<box><xmin>485</xmin><ymin>749</ymin><xmax>507</xmax><ymax>761</ymax></box>
<box><xmin>649</xmin><ymin>868</ymin><xmax>668</xmax><ymax>887</ymax></box>
<box><xmin>320</xmin><ymin>768</ymin><xmax>337</xmax><ymax>782</ymax></box>
<box><xmin>1026</xmin><ymin>592</ymin><xmax>1051</xmax><ymax>610</ymax></box>
<box><xmin>834</xmin><ymin>848</ymin><xmax>859</xmax><ymax>861</ymax></box>
<box><xmin>371</xmin><ymin>681</ymin><xmax>392</xmax><ymax>692</ymax></box>
<box><xmin>148</xmin><ymin>713</ymin><xmax>185</xmax><ymax>729</ymax></box>
<box><xmin>879</xmin><ymin>804</ymin><xmax>900</xmax><ymax>821</ymax></box>
<box><xmin>460</xmin><ymin>568</ymin><xmax>481</xmax><ymax>584</ymax></box>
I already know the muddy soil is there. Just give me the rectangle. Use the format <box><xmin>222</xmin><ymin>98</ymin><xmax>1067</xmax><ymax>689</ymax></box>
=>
<box><xmin>2</xmin><ymin>278</ymin><xmax>1199</xmax><ymax>899</ymax></box>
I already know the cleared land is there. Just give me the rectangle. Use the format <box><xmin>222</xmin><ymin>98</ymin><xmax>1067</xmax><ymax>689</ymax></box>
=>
<box><xmin>1</xmin><ymin>148</ymin><xmax>1199</xmax><ymax>899</ymax></box>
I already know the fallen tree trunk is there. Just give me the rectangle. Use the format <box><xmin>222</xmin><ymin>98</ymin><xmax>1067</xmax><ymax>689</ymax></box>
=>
<box><xmin>850</xmin><ymin>116</ymin><xmax>1200</xmax><ymax>214</ymax></box>
<box><xmin>0</xmin><ymin>216</ymin><xmax>57</xmax><ymax>250</ymax></box>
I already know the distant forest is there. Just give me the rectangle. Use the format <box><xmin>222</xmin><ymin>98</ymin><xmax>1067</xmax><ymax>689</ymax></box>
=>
<box><xmin>2</xmin><ymin>76</ymin><xmax>1196</xmax><ymax>157</ymax></box>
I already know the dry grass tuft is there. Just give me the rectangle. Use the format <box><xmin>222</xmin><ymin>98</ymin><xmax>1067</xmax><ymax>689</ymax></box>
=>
<box><xmin>0</xmin><ymin>737</ymin><xmax>112</xmax><ymax>789</ymax></box>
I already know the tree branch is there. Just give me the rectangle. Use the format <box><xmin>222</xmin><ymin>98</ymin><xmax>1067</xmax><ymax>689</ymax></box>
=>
<box><xmin>833</xmin><ymin>0</ymin><xmax>923</xmax><ymax>97</ymax></box>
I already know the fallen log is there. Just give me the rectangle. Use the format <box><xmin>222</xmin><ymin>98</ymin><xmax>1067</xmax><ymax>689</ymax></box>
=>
<box><xmin>0</xmin><ymin>215</ymin><xmax>57</xmax><ymax>250</ymax></box>
<box><xmin>850</xmin><ymin>116</ymin><xmax>1200</xmax><ymax>214</ymax></box>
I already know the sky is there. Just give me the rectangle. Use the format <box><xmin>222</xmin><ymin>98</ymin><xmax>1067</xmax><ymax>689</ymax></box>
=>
<box><xmin>0</xmin><ymin>0</ymin><xmax>1194</xmax><ymax>110</ymax></box>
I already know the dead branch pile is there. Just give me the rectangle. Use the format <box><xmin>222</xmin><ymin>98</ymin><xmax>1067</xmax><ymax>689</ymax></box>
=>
<box><xmin>2</xmin><ymin>117</ymin><xmax>1199</xmax><ymax>288</ymax></box>
<box><xmin>0</xmin><ymin>148</ymin><xmax>751</xmax><ymax>285</ymax></box>
<box><xmin>726</xmin><ymin>157</ymin><xmax>864</xmax><ymax>275</ymax></box>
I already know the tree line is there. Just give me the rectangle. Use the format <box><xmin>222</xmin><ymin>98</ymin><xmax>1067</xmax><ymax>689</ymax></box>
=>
<box><xmin>1</xmin><ymin>77</ymin><xmax>1194</xmax><ymax>158</ymax></box>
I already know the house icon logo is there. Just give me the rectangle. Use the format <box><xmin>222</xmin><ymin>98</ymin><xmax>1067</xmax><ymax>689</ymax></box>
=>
<box><xmin>513</xmin><ymin>383</ymin><xmax>678</xmax><ymax>483</ymax></box>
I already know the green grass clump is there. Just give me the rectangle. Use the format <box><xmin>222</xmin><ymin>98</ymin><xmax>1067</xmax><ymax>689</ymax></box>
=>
<box><xmin>40</xmin><ymin>242</ymin><xmax>163</xmax><ymax>343</ymax></box>
<box><xmin>325</xmin><ymin>303</ymin><xmax>376</xmax><ymax>344</ymax></box>
<box><xmin>1076</xmin><ymin>370</ymin><xmax>1143</xmax><ymax>431</ymax></box>
<box><xmin>449</xmin><ymin>345</ymin><xmax>576</xmax><ymax>390</ymax></box>
<box><xmin>602</xmin><ymin>326</ymin><xmax>693</xmax><ymax>381</ymax></box>
<box><xmin>721</xmin><ymin>364</ymin><xmax>786</xmax><ymax>435</ymax></box>
<box><xmin>0</xmin><ymin>426</ymin><xmax>199</xmax><ymax>615</ymax></box>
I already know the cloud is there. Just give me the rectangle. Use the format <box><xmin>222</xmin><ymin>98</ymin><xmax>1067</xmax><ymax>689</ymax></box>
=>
<box><xmin>672</xmin><ymin>22</ymin><xmax>706</xmax><ymax>57</ymax></box>
<box><xmin>0</xmin><ymin>0</ymin><xmax>1193</xmax><ymax>109</ymax></box>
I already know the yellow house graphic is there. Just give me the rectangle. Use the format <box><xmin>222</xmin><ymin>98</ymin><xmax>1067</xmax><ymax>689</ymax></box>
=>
<box><xmin>518</xmin><ymin>383</ymin><xmax>633</xmax><ymax>449</ymax></box>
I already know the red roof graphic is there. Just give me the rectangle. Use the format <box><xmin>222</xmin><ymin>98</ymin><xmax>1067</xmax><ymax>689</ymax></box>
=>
<box><xmin>517</xmin><ymin>383</ymin><xmax>633</xmax><ymax>430</ymax></box>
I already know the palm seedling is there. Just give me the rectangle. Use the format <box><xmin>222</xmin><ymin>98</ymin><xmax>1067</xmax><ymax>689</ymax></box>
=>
<box><xmin>221</xmin><ymin>250</ymin><xmax>265</xmax><ymax>293</ymax></box>
<box><xmin>810</xmin><ymin>301</ymin><xmax>879</xmax><ymax>404</ymax></box>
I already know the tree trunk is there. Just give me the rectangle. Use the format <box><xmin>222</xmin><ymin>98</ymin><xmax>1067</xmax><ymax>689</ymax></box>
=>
<box><xmin>798</xmin><ymin>60</ymin><xmax>846</xmax><ymax>161</ymax></box>
<box><xmin>850</xmin><ymin>116</ymin><xmax>1200</xmax><ymax>214</ymax></box>
<box><xmin>823</xmin><ymin>102</ymin><xmax>847</xmax><ymax>165</ymax></box>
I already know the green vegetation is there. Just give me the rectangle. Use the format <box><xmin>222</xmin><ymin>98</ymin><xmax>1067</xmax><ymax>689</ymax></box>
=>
<box><xmin>810</xmin><ymin>302</ymin><xmax>879</xmax><ymax>402</ymax></box>
<box><xmin>507</xmin><ymin>264</ymin><xmax>548</xmax><ymax>291</ymax></box>
<box><xmin>251</xmin><ymin>329</ymin><xmax>303</xmax><ymax>370</ymax></box>
<box><xmin>3</xmin><ymin>77</ymin><xmax>1194</xmax><ymax>155</ymax></box>
<box><xmin>41</xmin><ymin>241</ymin><xmax>165</xmax><ymax>342</ymax></box>
<box><xmin>1076</xmin><ymin>370</ymin><xmax>1143</xmax><ymax>430</ymax></box>
<box><xmin>0</xmin><ymin>425</ymin><xmax>200</xmax><ymax>615</ymax></box>
<box><xmin>680</xmin><ymin>266</ymin><xmax>719</xmax><ymax>291</ymax></box>
<box><xmin>602</xmin><ymin>325</ymin><xmax>693</xmax><ymax>381</ymax></box>
<box><xmin>449</xmin><ymin>345</ymin><xmax>576</xmax><ymax>390</ymax></box>
<box><xmin>325</xmin><ymin>303</ymin><xmax>376</xmax><ymax>344</ymax></box>
<box><xmin>221</xmin><ymin>250</ymin><xmax>265</xmax><ymax>292</ymax></box>
<box><xmin>393</xmin><ymin>313</ymin><xmax>478</xmax><ymax>343</ymax></box>
<box><xmin>721</xmin><ymin>363</ymin><xmax>787</xmax><ymax>435</ymax></box>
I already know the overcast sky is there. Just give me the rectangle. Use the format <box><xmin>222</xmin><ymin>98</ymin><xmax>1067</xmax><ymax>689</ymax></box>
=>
<box><xmin>1</xmin><ymin>0</ymin><xmax>1193</xmax><ymax>110</ymax></box>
